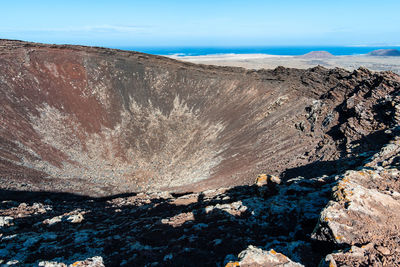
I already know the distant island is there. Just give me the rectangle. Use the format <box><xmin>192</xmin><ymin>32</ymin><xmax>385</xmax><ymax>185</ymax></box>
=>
<box><xmin>298</xmin><ymin>51</ymin><xmax>335</xmax><ymax>59</ymax></box>
<box><xmin>367</xmin><ymin>49</ymin><xmax>400</xmax><ymax>56</ymax></box>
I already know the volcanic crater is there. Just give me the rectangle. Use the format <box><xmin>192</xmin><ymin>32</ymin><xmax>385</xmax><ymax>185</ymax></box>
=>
<box><xmin>0</xmin><ymin>39</ymin><xmax>362</xmax><ymax>196</ymax></box>
<box><xmin>1</xmin><ymin>40</ymin><xmax>400</xmax><ymax>266</ymax></box>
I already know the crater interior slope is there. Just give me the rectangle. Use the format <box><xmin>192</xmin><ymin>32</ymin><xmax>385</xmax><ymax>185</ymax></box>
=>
<box><xmin>0</xmin><ymin>39</ymin><xmax>399</xmax><ymax>197</ymax></box>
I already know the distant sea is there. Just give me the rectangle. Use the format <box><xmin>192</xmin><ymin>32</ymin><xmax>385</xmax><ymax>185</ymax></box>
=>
<box><xmin>112</xmin><ymin>46</ymin><xmax>400</xmax><ymax>57</ymax></box>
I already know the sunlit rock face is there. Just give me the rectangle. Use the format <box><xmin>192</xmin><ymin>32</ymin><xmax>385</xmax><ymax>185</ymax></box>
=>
<box><xmin>1</xmin><ymin>40</ymin><xmax>399</xmax><ymax>196</ymax></box>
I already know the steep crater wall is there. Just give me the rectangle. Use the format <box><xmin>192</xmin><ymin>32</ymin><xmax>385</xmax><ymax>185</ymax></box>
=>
<box><xmin>1</xmin><ymin>40</ymin><xmax>399</xmax><ymax>196</ymax></box>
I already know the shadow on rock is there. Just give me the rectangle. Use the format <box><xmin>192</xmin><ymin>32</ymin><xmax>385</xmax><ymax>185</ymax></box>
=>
<box><xmin>1</xmin><ymin>174</ymin><xmax>340</xmax><ymax>266</ymax></box>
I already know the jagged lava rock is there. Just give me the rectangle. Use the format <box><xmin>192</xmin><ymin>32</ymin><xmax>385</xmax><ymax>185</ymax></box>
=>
<box><xmin>236</xmin><ymin>245</ymin><xmax>304</xmax><ymax>267</ymax></box>
<box><xmin>313</xmin><ymin>133</ymin><xmax>400</xmax><ymax>266</ymax></box>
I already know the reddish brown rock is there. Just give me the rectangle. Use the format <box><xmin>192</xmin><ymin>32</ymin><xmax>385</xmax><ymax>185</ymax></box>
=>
<box><xmin>313</xmin><ymin>135</ymin><xmax>400</xmax><ymax>266</ymax></box>
<box><xmin>1</xmin><ymin>40</ymin><xmax>399</xmax><ymax>196</ymax></box>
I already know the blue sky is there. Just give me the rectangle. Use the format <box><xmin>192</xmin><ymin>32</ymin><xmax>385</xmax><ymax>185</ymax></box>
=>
<box><xmin>1</xmin><ymin>0</ymin><xmax>400</xmax><ymax>47</ymax></box>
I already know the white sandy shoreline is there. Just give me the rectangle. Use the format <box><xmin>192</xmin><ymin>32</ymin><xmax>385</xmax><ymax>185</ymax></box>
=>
<box><xmin>168</xmin><ymin>53</ymin><xmax>400</xmax><ymax>74</ymax></box>
<box><xmin>169</xmin><ymin>53</ymin><xmax>293</xmax><ymax>61</ymax></box>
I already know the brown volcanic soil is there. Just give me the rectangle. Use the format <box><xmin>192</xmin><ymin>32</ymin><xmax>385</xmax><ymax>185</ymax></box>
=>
<box><xmin>0</xmin><ymin>39</ymin><xmax>400</xmax><ymax>197</ymax></box>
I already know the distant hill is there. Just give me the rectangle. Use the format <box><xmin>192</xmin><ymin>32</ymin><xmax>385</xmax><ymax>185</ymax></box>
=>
<box><xmin>367</xmin><ymin>49</ymin><xmax>400</xmax><ymax>56</ymax></box>
<box><xmin>299</xmin><ymin>51</ymin><xmax>335</xmax><ymax>59</ymax></box>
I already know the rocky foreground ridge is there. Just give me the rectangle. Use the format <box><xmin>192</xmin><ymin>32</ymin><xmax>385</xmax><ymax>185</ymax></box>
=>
<box><xmin>0</xmin><ymin>40</ymin><xmax>400</xmax><ymax>266</ymax></box>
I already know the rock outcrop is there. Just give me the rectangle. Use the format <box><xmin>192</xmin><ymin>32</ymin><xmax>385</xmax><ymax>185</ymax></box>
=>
<box><xmin>234</xmin><ymin>245</ymin><xmax>303</xmax><ymax>267</ymax></box>
<box><xmin>313</xmin><ymin>131</ymin><xmax>400</xmax><ymax>266</ymax></box>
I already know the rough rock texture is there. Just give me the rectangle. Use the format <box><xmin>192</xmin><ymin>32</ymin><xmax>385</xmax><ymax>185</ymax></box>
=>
<box><xmin>313</xmin><ymin>132</ymin><xmax>400</xmax><ymax>266</ymax></box>
<box><xmin>0</xmin><ymin>174</ymin><xmax>336</xmax><ymax>266</ymax></box>
<box><xmin>235</xmin><ymin>245</ymin><xmax>304</xmax><ymax>267</ymax></box>
<box><xmin>38</xmin><ymin>256</ymin><xmax>104</xmax><ymax>267</ymax></box>
<box><xmin>1</xmin><ymin>40</ymin><xmax>400</xmax><ymax>266</ymax></box>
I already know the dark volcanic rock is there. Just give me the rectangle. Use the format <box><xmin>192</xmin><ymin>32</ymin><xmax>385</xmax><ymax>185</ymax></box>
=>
<box><xmin>367</xmin><ymin>49</ymin><xmax>400</xmax><ymax>56</ymax></box>
<box><xmin>0</xmin><ymin>169</ymin><xmax>336</xmax><ymax>266</ymax></box>
<box><xmin>313</xmin><ymin>134</ymin><xmax>400</xmax><ymax>266</ymax></box>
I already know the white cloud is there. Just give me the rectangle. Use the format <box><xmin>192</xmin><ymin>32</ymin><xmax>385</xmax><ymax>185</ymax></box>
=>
<box><xmin>0</xmin><ymin>25</ymin><xmax>149</xmax><ymax>34</ymax></box>
<box><xmin>82</xmin><ymin>25</ymin><xmax>147</xmax><ymax>33</ymax></box>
